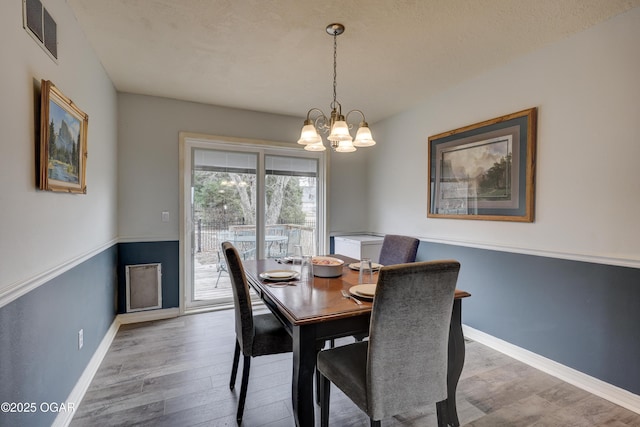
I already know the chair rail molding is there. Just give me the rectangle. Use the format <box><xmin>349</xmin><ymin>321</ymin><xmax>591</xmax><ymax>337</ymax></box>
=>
<box><xmin>416</xmin><ymin>236</ymin><xmax>640</xmax><ymax>269</ymax></box>
<box><xmin>0</xmin><ymin>238</ymin><xmax>118</xmax><ymax>309</ymax></box>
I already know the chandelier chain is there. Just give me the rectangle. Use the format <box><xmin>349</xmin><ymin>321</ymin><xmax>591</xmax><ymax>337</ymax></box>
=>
<box><xmin>333</xmin><ymin>30</ymin><xmax>337</xmax><ymax>108</ymax></box>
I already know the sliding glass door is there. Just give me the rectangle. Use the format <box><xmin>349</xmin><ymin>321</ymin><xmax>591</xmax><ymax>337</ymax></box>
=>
<box><xmin>181</xmin><ymin>135</ymin><xmax>326</xmax><ymax>311</ymax></box>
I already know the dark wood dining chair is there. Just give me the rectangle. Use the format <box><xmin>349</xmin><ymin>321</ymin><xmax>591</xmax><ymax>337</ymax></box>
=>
<box><xmin>222</xmin><ymin>241</ymin><xmax>293</xmax><ymax>424</ymax></box>
<box><xmin>378</xmin><ymin>234</ymin><xmax>419</xmax><ymax>266</ymax></box>
<box><xmin>317</xmin><ymin>260</ymin><xmax>460</xmax><ymax>426</ymax></box>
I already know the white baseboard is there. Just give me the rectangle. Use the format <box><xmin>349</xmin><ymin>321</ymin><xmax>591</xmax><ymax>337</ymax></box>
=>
<box><xmin>463</xmin><ymin>325</ymin><xmax>640</xmax><ymax>415</ymax></box>
<box><xmin>53</xmin><ymin>317</ymin><xmax>120</xmax><ymax>427</ymax></box>
<box><xmin>118</xmin><ymin>307</ymin><xmax>180</xmax><ymax>324</ymax></box>
<box><xmin>54</xmin><ymin>308</ymin><xmax>181</xmax><ymax>426</ymax></box>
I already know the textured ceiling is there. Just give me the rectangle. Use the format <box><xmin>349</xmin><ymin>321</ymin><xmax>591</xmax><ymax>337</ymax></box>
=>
<box><xmin>67</xmin><ymin>0</ymin><xmax>640</xmax><ymax>123</ymax></box>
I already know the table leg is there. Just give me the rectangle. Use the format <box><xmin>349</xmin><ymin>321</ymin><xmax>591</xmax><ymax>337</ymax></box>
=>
<box><xmin>444</xmin><ymin>299</ymin><xmax>465</xmax><ymax>426</ymax></box>
<box><xmin>292</xmin><ymin>324</ymin><xmax>317</xmax><ymax>427</ymax></box>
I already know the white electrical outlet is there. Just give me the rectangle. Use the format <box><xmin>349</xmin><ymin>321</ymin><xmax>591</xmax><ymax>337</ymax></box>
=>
<box><xmin>78</xmin><ymin>329</ymin><xmax>84</xmax><ymax>350</ymax></box>
<box><xmin>161</xmin><ymin>211</ymin><xmax>170</xmax><ymax>222</ymax></box>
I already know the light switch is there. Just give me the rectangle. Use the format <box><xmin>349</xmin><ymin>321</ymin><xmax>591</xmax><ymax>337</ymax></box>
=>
<box><xmin>162</xmin><ymin>211</ymin><xmax>170</xmax><ymax>222</ymax></box>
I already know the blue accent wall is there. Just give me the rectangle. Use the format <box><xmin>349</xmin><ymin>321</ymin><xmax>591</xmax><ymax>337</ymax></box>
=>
<box><xmin>417</xmin><ymin>241</ymin><xmax>640</xmax><ymax>395</ymax></box>
<box><xmin>117</xmin><ymin>241</ymin><xmax>179</xmax><ymax>313</ymax></box>
<box><xmin>0</xmin><ymin>246</ymin><xmax>117</xmax><ymax>427</ymax></box>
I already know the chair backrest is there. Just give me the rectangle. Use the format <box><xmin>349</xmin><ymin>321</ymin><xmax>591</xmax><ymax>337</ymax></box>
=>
<box><xmin>366</xmin><ymin>260</ymin><xmax>460</xmax><ymax>420</ymax></box>
<box><xmin>378</xmin><ymin>234</ymin><xmax>419</xmax><ymax>266</ymax></box>
<box><xmin>222</xmin><ymin>241</ymin><xmax>254</xmax><ymax>356</ymax></box>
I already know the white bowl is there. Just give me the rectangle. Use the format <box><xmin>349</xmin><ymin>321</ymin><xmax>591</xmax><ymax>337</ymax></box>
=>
<box><xmin>311</xmin><ymin>256</ymin><xmax>345</xmax><ymax>277</ymax></box>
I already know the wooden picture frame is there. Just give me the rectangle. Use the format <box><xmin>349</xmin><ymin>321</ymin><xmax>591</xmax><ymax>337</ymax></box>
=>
<box><xmin>428</xmin><ymin>108</ymin><xmax>537</xmax><ymax>222</ymax></box>
<box><xmin>39</xmin><ymin>80</ymin><xmax>88</xmax><ymax>193</ymax></box>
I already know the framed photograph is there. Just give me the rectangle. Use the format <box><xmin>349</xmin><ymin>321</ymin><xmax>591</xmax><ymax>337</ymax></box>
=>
<box><xmin>39</xmin><ymin>80</ymin><xmax>88</xmax><ymax>193</ymax></box>
<box><xmin>428</xmin><ymin>108</ymin><xmax>537</xmax><ymax>222</ymax></box>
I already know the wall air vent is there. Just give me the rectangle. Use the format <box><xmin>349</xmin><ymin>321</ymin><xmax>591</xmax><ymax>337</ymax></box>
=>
<box><xmin>125</xmin><ymin>264</ymin><xmax>163</xmax><ymax>312</ymax></box>
<box><xmin>23</xmin><ymin>0</ymin><xmax>58</xmax><ymax>61</ymax></box>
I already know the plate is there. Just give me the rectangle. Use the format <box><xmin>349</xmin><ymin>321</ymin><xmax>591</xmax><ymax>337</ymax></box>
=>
<box><xmin>349</xmin><ymin>284</ymin><xmax>377</xmax><ymax>299</ymax></box>
<box><xmin>265</xmin><ymin>281</ymin><xmax>295</xmax><ymax>288</ymax></box>
<box><xmin>259</xmin><ymin>270</ymin><xmax>299</xmax><ymax>281</ymax></box>
<box><xmin>348</xmin><ymin>262</ymin><xmax>383</xmax><ymax>271</ymax></box>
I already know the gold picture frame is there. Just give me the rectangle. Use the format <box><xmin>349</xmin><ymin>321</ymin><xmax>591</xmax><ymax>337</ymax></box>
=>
<box><xmin>428</xmin><ymin>108</ymin><xmax>537</xmax><ymax>222</ymax></box>
<box><xmin>39</xmin><ymin>80</ymin><xmax>88</xmax><ymax>193</ymax></box>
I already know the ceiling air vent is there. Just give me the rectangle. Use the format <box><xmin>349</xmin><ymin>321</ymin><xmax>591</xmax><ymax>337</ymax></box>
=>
<box><xmin>23</xmin><ymin>0</ymin><xmax>58</xmax><ymax>61</ymax></box>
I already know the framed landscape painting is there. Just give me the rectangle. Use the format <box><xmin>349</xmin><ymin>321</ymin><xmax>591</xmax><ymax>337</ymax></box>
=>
<box><xmin>39</xmin><ymin>80</ymin><xmax>88</xmax><ymax>193</ymax></box>
<box><xmin>428</xmin><ymin>108</ymin><xmax>537</xmax><ymax>222</ymax></box>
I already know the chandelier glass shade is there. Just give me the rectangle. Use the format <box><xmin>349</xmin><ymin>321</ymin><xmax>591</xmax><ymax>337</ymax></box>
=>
<box><xmin>297</xmin><ymin>23</ymin><xmax>376</xmax><ymax>153</ymax></box>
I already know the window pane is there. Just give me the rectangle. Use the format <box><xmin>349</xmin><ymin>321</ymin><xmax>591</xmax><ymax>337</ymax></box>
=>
<box><xmin>265</xmin><ymin>155</ymin><xmax>318</xmax><ymax>257</ymax></box>
<box><xmin>192</xmin><ymin>149</ymin><xmax>257</xmax><ymax>301</ymax></box>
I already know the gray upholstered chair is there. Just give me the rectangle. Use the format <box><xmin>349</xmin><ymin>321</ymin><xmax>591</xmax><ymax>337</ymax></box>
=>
<box><xmin>222</xmin><ymin>242</ymin><xmax>293</xmax><ymax>424</ymax></box>
<box><xmin>346</xmin><ymin>234</ymin><xmax>419</xmax><ymax>343</ymax></box>
<box><xmin>378</xmin><ymin>234</ymin><xmax>419</xmax><ymax>266</ymax></box>
<box><xmin>317</xmin><ymin>260</ymin><xmax>460</xmax><ymax>426</ymax></box>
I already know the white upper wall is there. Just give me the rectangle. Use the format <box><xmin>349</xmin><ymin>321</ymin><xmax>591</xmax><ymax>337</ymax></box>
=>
<box><xmin>0</xmin><ymin>0</ymin><xmax>118</xmax><ymax>296</ymax></box>
<box><xmin>368</xmin><ymin>7</ymin><xmax>640</xmax><ymax>267</ymax></box>
<box><xmin>5</xmin><ymin>0</ymin><xmax>634</xmax><ymax>302</ymax></box>
<box><xmin>116</xmin><ymin>94</ymin><xmax>369</xmax><ymax>241</ymax></box>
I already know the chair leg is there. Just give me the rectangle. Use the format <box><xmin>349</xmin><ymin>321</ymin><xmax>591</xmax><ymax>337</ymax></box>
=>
<box><xmin>315</xmin><ymin>344</ymin><xmax>327</xmax><ymax>404</ymax></box>
<box><xmin>319</xmin><ymin>372</ymin><xmax>330</xmax><ymax>427</ymax></box>
<box><xmin>370</xmin><ymin>419</ymin><xmax>381</xmax><ymax>427</ymax></box>
<box><xmin>229</xmin><ymin>341</ymin><xmax>240</xmax><ymax>390</ymax></box>
<box><xmin>436</xmin><ymin>400</ymin><xmax>448</xmax><ymax>427</ymax></box>
<box><xmin>315</xmin><ymin>368</ymin><xmax>321</xmax><ymax>405</ymax></box>
<box><xmin>237</xmin><ymin>355</ymin><xmax>251</xmax><ymax>423</ymax></box>
<box><xmin>215</xmin><ymin>270</ymin><xmax>223</xmax><ymax>288</ymax></box>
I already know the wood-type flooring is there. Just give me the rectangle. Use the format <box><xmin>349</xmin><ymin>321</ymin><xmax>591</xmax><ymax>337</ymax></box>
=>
<box><xmin>70</xmin><ymin>309</ymin><xmax>640</xmax><ymax>426</ymax></box>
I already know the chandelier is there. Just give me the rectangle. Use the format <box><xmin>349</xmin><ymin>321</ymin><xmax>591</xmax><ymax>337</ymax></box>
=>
<box><xmin>297</xmin><ymin>23</ymin><xmax>376</xmax><ymax>153</ymax></box>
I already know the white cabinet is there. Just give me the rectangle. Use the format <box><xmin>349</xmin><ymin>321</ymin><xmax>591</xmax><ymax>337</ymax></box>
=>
<box><xmin>334</xmin><ymin>235</ymin><xmax>384</xmax><ymax>263</ymax></box>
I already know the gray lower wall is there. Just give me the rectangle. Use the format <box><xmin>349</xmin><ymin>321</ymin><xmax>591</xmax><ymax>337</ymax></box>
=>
<box><xmin>0</xmin><ymin>241</ymin><xmax>178</xmax><ymax>426</ymax></box>
<box><xmin>1</xmin><ymin>238</ymin><xmax>638</xmax><ymax>427</ymax></box>
<box><xmin>0</xmin><ymin>246</ymin><xmax>118</xmax><ymax>427</ymax></box>
<box><xmin>417</xmin><ymin>241</ymin><xmax>640</xmax><ymax>395</ymax></box>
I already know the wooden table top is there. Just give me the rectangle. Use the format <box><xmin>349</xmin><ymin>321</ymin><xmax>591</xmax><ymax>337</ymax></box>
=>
<box><xmin>244</xmin><ymin>255</ymin><xmax>470</xmax><ymax>326</ymax></box>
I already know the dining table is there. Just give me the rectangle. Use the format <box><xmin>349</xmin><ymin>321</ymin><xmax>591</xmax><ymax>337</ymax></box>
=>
<box><xmin>243</xmin><ymin>254</ymin><xmax>471</xmax><ymax>427</ymax></box>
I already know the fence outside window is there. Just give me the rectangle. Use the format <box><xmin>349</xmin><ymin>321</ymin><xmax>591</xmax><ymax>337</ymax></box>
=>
<box><xmin>195</xmin><ymin>218</ymin><xmax>317</xmax><ymax>259</ymax></box>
